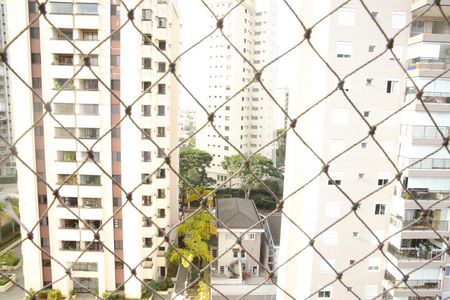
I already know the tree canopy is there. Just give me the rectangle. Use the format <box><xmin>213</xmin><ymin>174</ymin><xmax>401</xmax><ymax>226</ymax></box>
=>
<box><xmin>179</xmin><ymin>147</ymin><xmax>216</xmax><ymax>189</ymax></box>
<box><xmin>221</xmin><ymin>154</ymin><xmax>283</xmax><ymax>199</ymax></box>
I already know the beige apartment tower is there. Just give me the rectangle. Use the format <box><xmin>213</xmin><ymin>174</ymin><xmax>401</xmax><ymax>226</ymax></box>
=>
<box><xmin>7</xmin><ymin>0</ymin><xmax>179</xmax><ymax>298</ymax></box>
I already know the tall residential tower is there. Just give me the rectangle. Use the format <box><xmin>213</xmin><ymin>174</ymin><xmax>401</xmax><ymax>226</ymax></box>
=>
<box><xmin>8</xmin><ymin>0</ymin><xmax>179</xmax><ymax>298</ymax></box>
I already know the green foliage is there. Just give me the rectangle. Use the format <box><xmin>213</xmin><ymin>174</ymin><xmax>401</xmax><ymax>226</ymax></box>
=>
<box><xmin>275</xmin><ymin>128</ymin><xmax>287</xmax><ymax>168</ymax></box>
<box><xmin>184</xmin><ymin>186</ymin><xmax>215</xmax><ymax>207</ymax></box>
<box><xmin>0</xmin><ymin>276</ymin><xmax>10</xmax><ymax>286</ymax></box>
<box><xmin>47</xmin><ymin>289</ymin><xmax>62</xmax><ymax>300</ymax></box>
<box><xmin>216</xmin><ymin>188</ymin><xmax>282</xmax><ymax>210</ymax></box>
<box><xmin>101</xmin><ymin>290</ymin><xmax>124</xmax><ymax>300</ymax></box>
<box><xmin>222</xmin><ymin>154</ymin><xmax>283</xmax><ymax>199</ymax></box>
<box><xmin>197</xmin><ymin>280</ymin><xmax>210</xmax><ymax>300</ymax></box>
<box><xmin>0</xmin><ymin>250</ymin><xmax>20</xmax><ymax>266</ymax></box>
<box><xmin>179</xmin><ymin>148</ymin><xmax>216</xmax><ymax>189</ymax></box>
<box><xmin>176</xmin><ymin>211</ymin><xmax>214</xmax><ymax>240</ymax></box>
<box><xmin>141</xmin><ymin>278</ymin><xmax>173</xmax><ymax>298</ymax></box>
<box><xmin>70</xmin><ymin>289</ymin><xmax>76</xmax><ymax>296</ymax></box>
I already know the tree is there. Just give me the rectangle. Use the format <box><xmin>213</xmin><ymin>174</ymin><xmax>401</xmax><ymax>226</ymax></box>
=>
<box><xmin>222</xmin><ymin>154</ymin><xmax>283</xmax><ymax>199</ymax></box>
<box><xmin>275</xmin><ymin>128</ymin><xmax>287</xmax><ymax>169</ymax></box>
<box><xmin>184</xmin><ymin>186</ymin><xmax>215</xmax><ymax>209</ymax></box>
<box><xmin>179</xmin><ymin>148</ymin><xmax>216</xmax><ymax>202</ymax></box>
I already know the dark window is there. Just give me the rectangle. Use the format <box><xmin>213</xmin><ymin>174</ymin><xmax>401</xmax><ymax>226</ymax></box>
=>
<box><xmin>30</xmin><ymin>27</ymin><xmax>40</xmax><ymax>39</ymax></box>
<box><xmin>157</xmin><ymin>105</ymin><xmax>165</xmax><ymax>116</ymax></box>
<box><xmin>111</xmin><ymin>80</ymin><xmax>120</xmax><ymax>91</ymax></box>
<box><xmin>157</xmin><ymin>17</ymin><xmax>167</xmax><ymax>28</ymax></box>
<box><xmin>31</xmin><ymin>53</ymin><xmax>41</xmax><ymax>64</ymax></box>
<box><xmin>157</xmin><ymin>62</ymin><xmax>166</xmax><ymax>72</ymax></box>
<box><xmin>142</xmin><ymin>81</ymin><xmax>152</xmax><ymax>92</ymax></box>
<box><xmin>142</xmin><ymin>9</ymin><xmax>152</xmax><ymax>20</ymax></box>
<box><xmin>38</xmin><ymin>195</ymin><xmax>48</xmax><ymax>204</ymax></box>
<box><xmin>157</xmin><ymin>127</ymin><xmax>165</xmax><ymax>137</ymax></box>
<box><xmin>142</xmin><ymin>151</ymin><xmax>151</xmax><ymax>162</ymax></box>
<box><xmin>113</xmin><ymin>219</ymin><xmax>122</xmax><ymax>228</ymax></box>
<box><xmin>111</xmin><ymin>55</ymin><xmax>120</xmax><ymax>66</ymax></box>
<box><xmin>142</xmin><ymin>105</ymin><xmax>151</xmax><ymax>116</ymax></box>
<box><xmin>143</xmin><ymin>34</ymin><xmax>152</xmax><ymax>45</ymax></box>
<box><xmin>115</xmin><ymin>261</ymin><xmax>123</xmax><ymax>269</ymax></box>
<box><xmin>142</xmin><ymin>58</ymin><xmax>152</xmax><ymax>69</ymax></box>
<box><xmin>41</xmin><ymin>238</ymin><xmax>50</xmax><ymax>247</ymax></box>
<box><xmin>111</xmin><ymin>5</ymin><xmax>120</xmax><ymax>16</ymax></box>
<box><xmin>112</xmin><ymin>152</ymin><xmax>121</xmax><ymax>161</ymax></box>
<box><xmin>32</xmin><ymin>77</ymin><xmax>42</xmax><ymax>89</ymax></box>
<box><xmin>40</xmin><ymin>217</ymin><xmax>48</xmax><ymax>226</ymax></box>
<box><xmin>111</xmin><ymin>128</ymin><xmax>120</xmax><ymax>138</ymax></box>
<box><xmin>377</xmin><ymin>179</ymin><xmax>388</xmax><ymax>186</ymax></box>
<box><xmin>158</xmin><ymin>40</ymin><xmax>166</xmax><ymax>50</ymax></box>
<box><xmin>29</xmin><ymin>2</ymin><xmax>38</xmax><ymax>13</ymax></box>
<box><xmin>83</xmin><ymin>80</ymin><xmax>99</xmax><ymax>91</ymax></box>
<box><xmin>111</xmin><ymin>30</ymin><xmax>120</xmax><ymax>41</ymax></box>
<box><xmin>113</xmin><ymin>197</ymin><xmax>122</xmax><ymax>207</ymax></box>
<box><xmin>34</xmin><ymin>126</ymin><xmax>44</xmax><ymax>136</ymax></box>
<box><xmin>111</xmin><ymin>104</ymin><xmax>120</xmax><ymax>114</ymax></box>
<box><xmin>42</xmin><ymin>259</ymin><xmax>51</xmax><ymax>267</ymax></box>
<box><xmin>142</xmin><ymin>196</ymin><xmax>152</xmax><ymax>206</ymax></box>
<box><xmin>114</xmin><ymin>241</ymin><xmax>123</xmax><ymax>249</ymax></box>
<box><xmin>157</xmin><ymin>84</ymin><xmax>166</xmax><ymax>94</ymax></box>
<box><xmin>374</xmin><ymin>204</ymin><xmax>386</xmax><ymax>215</ymax></box>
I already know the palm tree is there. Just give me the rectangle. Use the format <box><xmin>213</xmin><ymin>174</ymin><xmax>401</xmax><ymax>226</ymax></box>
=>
<box><xmin>176</xmin><ymin>210</ymin><xmax>216</xmax><ymax>241</ymax></box>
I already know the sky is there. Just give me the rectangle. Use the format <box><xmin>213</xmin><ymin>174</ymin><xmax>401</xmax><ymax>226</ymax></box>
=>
<box><xmin>176</xmin><ymin>0</ymin><xmax>300</xmax><ymax>111</ymax></box>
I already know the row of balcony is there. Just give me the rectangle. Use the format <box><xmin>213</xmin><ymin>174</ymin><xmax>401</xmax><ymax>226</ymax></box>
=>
<box><xmin>400</xmin><ymin>123</ymin><xmax>450</xmax><ymax>139</ymax></box>
<box><xmin>387</xmin><ymin>243</ymin><xmax>444</xmax><ymax>262</ymax></box>
<box><xmin>61</xmin><ymin>241</ymin><xmax>103</xmax><ymax>252</ymax></box>
<box><xmin>400</xmin><ymin>188</ymin><xmax>449</xmax><ymax>201</ymax></box>
<box><xmin>390</xmin><ymin>215</ymin><xmax>449</xmax><ymax>231</ymax></box>
<box><xmin>60</xmin><ymin>219</ymin><xmax>102</xmax><ymax>230</ymax></box>
<box><xmin>384</xmin><ymin>270</ymin><xmax>441</xmax><ymax>290</ymax></box>
<box><xmin>399</xmin><ymin>156</ymin><xmax>450</xmax><ymax>170</ymax></box>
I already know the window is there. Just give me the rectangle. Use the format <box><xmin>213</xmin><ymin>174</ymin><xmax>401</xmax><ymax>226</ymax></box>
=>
<box><xmin>111</xmin><ymin>104</ymin><xmax>120</xmax><ymax>114</ymax></box>
<box><xmin>111</xmin><ymin>30</ymin><xmax>120</xmax><ymax>41</ymax></box>
<box><xmin>54</xmin><ymin>103</ymin><xmax>75</xmax><ymax>115</ymax></box>
<box><xmin>392</xmin><ymin>12</ymin><xmax>406</xmax><ymax>29</ymax></box>
<box><xmin>142</xmin><ymin>105</ymin><xmax>151</xmax><ymax>116</ymax></box>
<box><xmin>31</xmin><ymin>53</ymin><xmax>41</xmax><ymax>64</ymax></box>
<box><xmin>41</xmin><ymin>238</ymin><xmax>50</xmax><ymax>247</ymax></box>
<box><xmin>246</xmin><ymin>233</ymin><xmax>256</xmax><ymax>240</ymax></box>
<box><xmin>54</xmin><ymin>54</ymin><xmax>73</xmax><ymax>65</ymax></box>
<box><xmin>32</xmin><ymin>78</ymin><xmax>42</xmax><ymax>89</ymax></box>
<box><xmin>353</xmin><ymin>232</ymin><xmax>359</xmax><ymax>238</ymax></box>
<box><xmin>115</xmin><ymin>261</ymin><xmax>123</xmax><ymax>269</ymax></box>
<box><xmin>142</xmin><ymin>81</ymin><xmax>152</xmax><ymax>92</ymax></box>
<box><xmin>158</xmin><ymin>84</ymin><xmax>166</xmax><ymax>94</ymax></box>
<box><xmin>113</xmin><ymin>219</ymin><xmax>122</xmax><ymax>228</ymax></box>
<box><xmin>111</xmin><ymin>55</ymin><xmax>120</xmax><ymax>66</ymax></box>
<box><xmin>36</xmin><ymin>150</ymin><xmax>45</xmax><ymax>160</ymax></box>
<box><xmin>80</xmin><ymin>175</ymin><xmax>100</xmax><ymax>186</ymax></box>
<box><xmin>318</xmin><ymin>290</ymin><xmax>331</xmax><ymax>298</ymax></box>
<box><xmin>361</xmin><ymin>142</ymin><xmax>367</xmax><ymax>149</ymax></box>
<box><xmin>366</xmin><ymin>78</ymin><xmax>373</xmax><ymax>86</ymax></box>
<box><xmin>111</xmin><ymin>80</ymin><xmax>120</xmax><ymax>91</ymax></box>
<box><xmin>55</xmin><ymin>127</ymin><xmax>75</xmax><ymax>138</ymax></box>
<box><xmin>142</xmin><ymin>196</ymin><xmax>152</xmax><ymax>206</ymax></box>
<box><xmin>157</xmin><ymin>209</ymin><xmax>166</xmax><ymax>218</ymax></box>
<box><xmin>42</xmin><ymin>259</ymin><xmax>51</xmax><ymax>267</ymax></box>
<box><xmin>141</xmin><ymin>174</ymin><xmax>151</xmax><ymax>184</ymax></box>
<box><xmin>368</xmin><ymin>45</ymin><xmax>375</xmax><ymax>52</ymax></box>
<box><xmin>377</xmin><ymin>178</ymin><xmax>388</xmax><ymax>186</ymax></box>
<box><xmin>157</xmin><ymin>62</ymin><xmax>166</xmax><ymax>72</ymax></box>
<box><xmin>111</xmin><ymin>128</ymin><xmax>120</xmax><ymax>138</ymax></box>
<box><xmin>83</xmin><ymin>79</ymin><xmax>99</xmax><ymax>91</ymax></box>
<box><xmin>79</xmin><ymin>104</ymin><xmax>99</xmax><ymax>115</ymax></box>
<box><xmin>219</xmin><ymin>266</ymin><xmax>225</xmax><ymax>274</ymax></box>
<box><xmin>240</xmin><ymin>249</ymin><xmax>246</xmax><ymax>258</ymax></box>
<box><xmin>40</xmin><ymin>217</ymin><xmax>48</xmax><ymax>226</ymax></box>
<box><xmin>49</xmin><ymin>2</ymin><xmax>73</xmax><ymax>14</ymax></box>
<box><xmin>142</xmin><ymin>9</ymin><xmax>152</xmax><ymax>20</ymax></box>
<box><xmin>327</xmin><ymin>171</ymin><xmax>342</xmax><ymax>186</ymax></box>
<box><xmin>76</xmin><ymin>3</ymin><xmax>98</xmax><ymax>15</ymax></box>
<box><xmin>233</xmin><ymin>249</ymin><xmax>239</xmax><ymax>258</ymax></box>
<box><xmin>82</xmin><ymin>30</ymin><xmax>98</xmax><ymax>41</ymax></box>
<box><xmin>57</xmin><ymin>151</ymin><xmax>76</xmax><ymax>162</ymax></box>
<box><xmin>143</xmin><ymin>238</ymin><xmax>153</xmax><ymax>248</ymax></box>
<box><xmin>388</xmin><ymin>45</ymin><xmax>403</xmax><ymax>61</ymax></box>
<box><xmin>111</xmin><ymin>5</ymin><xmax>120</xmax><ymax>16</ymax></box>
<box><xmin>445</xmin><ymin>265</ymin><xmax>450</xmax><ymax>277</ymax></box>
<box><xmin>53</xmin><ymin>28</ymin><xmax>73</xmax><ymax>40</ymax></box>
<box><xmin>386</xmin><ymin>80</ymin><xmax>399</xmax><ymax>94</ymax></box>
<box><xmin>141</xmin><ymin>128</ymin><xmax>151</xmax><ymax>139</ymax></box>
<box><xmin>156</xmin><ymin>168</ymin><xmax>166</xmax><ymax>178</ymax></box>
<box><xmin>158</xmin><ymin>40</ymin><xmax>166</xmax><ymax>50</ymax></box>
<box><xmin>374</xmin><ymin>204</ymin><xmax>386</xmax><ymax>215</ymax></box>
<box><xmin>157</xmin><ymin>189</ymin><xmax>165</xmax><ymax>198</ymax></box>
<box><xmin>157</xmin><ymin>17</ymin><xmax>167</xmax><ymax>28</ymax></box>
<box><xmin>371</xmin><ymin>11</ymin><xmax>378</xmax><ymax>19</ymax></box>
<box><xmin>114</xmin><ymin>240</ymin><xmax>123</xmax><ymax>249</ymax></box>
<box><xmin>336</xmin><ymin>42</ymin><xmax>353</xmax><ymax>58</ymax></box>
<box><xmin>350</xmin><ymin>259</ymin><xmax>355</xmax><ymax>265</ymax></box>
<box><xmin>143</xmin><ymin>34</ymin><xmax>152</xmax><ymax>45</ymax></box>
<box><xmin>157</xmin><ymin>127</ymin><xmax>165</xmax><ymax>137</ymax></box>
<box><xmin>38</xmin><ymin>195</ymin><xmax>48</xmax><ymax>204</ymax></box>
<box><xmin>112</xmin><ymin>152</ymin><xmax>121</xmax><ymax>161</ymax></box>
<box><xmin>79</xmin><ymin>128</ymin><xmax>99</xmax><ymax>139</ymax></box>
<box><xmin>363</xmin><ymin>111</ymin><xmax>370</xmax><ymax>117</ymax></box>
<box><xmin>30</xmin><ymin>27</ymin><xmax>40</xmax><ymax>39</ymax></box>
<box><xmin>29</xmin><ymin>2</ymin><xmax>38</xmax><ymax>13</ymax></box>
<box><xmin>113</xmin><ymin>197</ymin><xmax>121</xmax><ymax>207</ymax></box>
<box><xmin>82</xmin><ymin>198</ymin><xmax>101</xmax><ymax>208</ymax></box>
<box><xmin>142</xmin><ymin>151</ymin><xmax>151</xmax><ymax>162</ymax></box>
<box><xmin>142</xmin><ymin>58</ymin><xmax>152</xmax><ymax>69</ymax></box>
<box><xmin>157</xmin><ymin>105</ymin><xmax>165</xmax><ymax>116</ymax></box>
<box><xmin>337</xmin><ymin>8</ymin><xmax>355</xmax><ymax>26</ymax></box>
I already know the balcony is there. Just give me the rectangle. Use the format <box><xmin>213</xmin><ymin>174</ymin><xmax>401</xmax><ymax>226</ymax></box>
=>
<box><xmin>387</xmin><ymin>243</ymin><xmax>444</xmax><ymax>262</ymax></box>
<box><xmin>401</xmin><ymin>189</ymin><xmax>449</xmax><ymax>201</ymax></box>
<box><xmin>60</xmin><ymin>219</ymin><xmax>79</xmax><ymax>229</ymax></box>
<box><xmin>407</xmin><ymin>57</ymin><xmax>450</xmax><ymax>78</ymax></box>
<box><xmin>403</xmin><ymin>219</ymin><xmax>448</xmax><ymax>231</ymax></box>
<box><xmin>399</xmin><ymin>156</ymin><xmax>450</xmax><ymax>170</ymax></box>
<box><xmin>142</xmin><ymin>260</ymin><xmax>153</xmax><ymax>269</ymax></box>
<box><xmin>61</xmin><ymin>241</ymin><xmax>81</xmax><ymax>251</ymax></box>
<box><xmin>384</xmin><ymin>271</ymin><xmax>441</xmax><ymax>291</ymax></box>
<box><xmin>405</xmin><ymin>88</ymin><xmax>450</xmax><ymax>105</ymax></box>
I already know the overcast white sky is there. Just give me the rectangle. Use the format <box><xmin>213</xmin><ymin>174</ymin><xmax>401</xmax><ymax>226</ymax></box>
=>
<box><xmin>176</xmin><ymin>0</ymin><xmax>300</xmax><ymax>111</ymax></box>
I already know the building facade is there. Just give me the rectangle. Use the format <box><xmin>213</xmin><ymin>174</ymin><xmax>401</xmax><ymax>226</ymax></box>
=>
<box><xmin>277</xmin><ymin>1</ymin><xmax>429</xmax><ymax>299</ymax></box>
<box><xmin>8</xmin><ymin>0</ymin><xmax>179</xmax><ymax>298</ymax></box>
<box><xmin>0</xmin><ymin>0</ymin><xmax>15</xmax><ymax>178</ymax></box>
<box><xmin>194</xmin><ymin>0</ymin><xmax>278</xmax><ymax>185</ymax></box>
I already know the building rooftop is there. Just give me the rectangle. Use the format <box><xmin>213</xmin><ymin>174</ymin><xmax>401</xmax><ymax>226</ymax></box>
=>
<box><xmin>216</xmin><ymin>198</ymin><xmax>262</xmax><ymax>229</ymax></box>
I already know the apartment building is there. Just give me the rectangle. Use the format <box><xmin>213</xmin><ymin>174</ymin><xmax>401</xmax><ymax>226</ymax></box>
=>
<box><xmin>194</xmin><ymin>0</ymin><xmax>278</xmax><ymax>185</ymax></box>
<box><xmin>383</xmin><ymin>1</ymin><xmax>450</xmax><ymax>299</ymax></box>
<box><xmin>0</xmin><ymin>1</ymin><xmax>15</xmax><ymax>178</ymax></box>
<box><xmin>277</xmin><ymin>1</ymin><xmax>414</xmax><ymax>299</ymax></box>
<box><xmin>8</xmin><ymin>0</ymin><xmax>179</xmax><ymax>298</ymax></box>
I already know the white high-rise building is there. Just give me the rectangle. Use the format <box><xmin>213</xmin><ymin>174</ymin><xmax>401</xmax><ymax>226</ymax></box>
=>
<box><xmin>194</xmin><ymin>0</ymin><xmax>278</xmax><ymax>184</ymax></box>
<box><xmin>8</xmin><ymin>0</ymin><xmax>179</xmax><ymax>298</ymax></box>
<box><xmin>278</xmin><ymin>1</ymin><xmax>450</xmax><ymax>299</ymax></box>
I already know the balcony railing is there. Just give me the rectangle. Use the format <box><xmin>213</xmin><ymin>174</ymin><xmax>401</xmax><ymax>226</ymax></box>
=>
<box><xmin>403</xmin><ymin>219</ymin><xmax>448</xmax><ymax>231</ymax></box>
<box><xmin>400</xmin><ymin>123</ymin><xmax>450</xmax><ymax>139</ymax></box>
<box><xmin>396</xmin><ymin>280</ymin><xmax>441</xmax><ymax>290</ymax></box>
<box><xmin>387</xmin><ymin>243</ymin><xmax>444</xmax><ymax>261</ymax></box>
<box><xmin>399</xmin><ymin>156</ymin><xmax>450</xmax><ymax>169</ymax></box>
<box><xmin>401</xmin><ymin>189</ymin><xmax>449</xmax><ymax>201</ymax></box>
<box><xmin>407</xmin><ymin>57</ymin><xmax>450</xmax><ymax>71</ymax></box>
